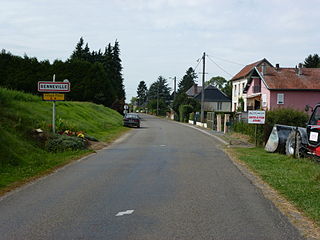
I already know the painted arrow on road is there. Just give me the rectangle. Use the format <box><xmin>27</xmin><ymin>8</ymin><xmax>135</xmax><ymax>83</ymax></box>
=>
<box><xmin>115</xmin><ymin>210</ymin><xmax>135</xmax><ymax>216</ymax></box>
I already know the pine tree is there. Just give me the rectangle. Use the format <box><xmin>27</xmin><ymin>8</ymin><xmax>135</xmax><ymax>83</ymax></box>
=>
<box><xmin>178</xmin><ymin>67</ymin><xmax>197</xmax><ymax>93</ymax></box>
<box><xmin>110</xmin><ymin>41</ymin><xmax>125</xmax><ymax>113</ymax></box>
<box><xmin>148</xmin><ymin>76</ymin><xmax>171</xmax><ymax>103</ymax></box>
<box><xmin>136</xmin><ymin>81</ymin><xmax>148</xmax><ymax>106</ymax></box>
<box><xmin>304</xmin><ymin>54</ymin><xmax>320</xmax><ymax>68</ymax></box>
<box><xmin>70</xmin><ymin>37</ymin><xmax>85</xmax><ymax>60</ymax></box>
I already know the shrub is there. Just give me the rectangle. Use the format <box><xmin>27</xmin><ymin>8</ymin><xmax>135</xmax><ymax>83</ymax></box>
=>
<box><xmin>55</xmin><ymin>117</ymin><xmax>78</xmax><ymax>132</ymax></box>
<box><xmin>232</xmin><ymin>108</ymin><xmax>308</xmax><ymax>145</ymax></box>
<box><xmin>179</xmin><ymin>104</ymin><xmax>193</xmax><ymax>122</ymax></box>
<box><xmin>265</xmin><ymin>108</ymin><xmax>308</xmax><ymax>127</ymax></box>
<box><xmin>45</xmin><ymin>134</ymin><xmax>87</xmax><ymax>152</ymax></box>
<box><xmin>264</xmin><ymin>108</ymin><xmax>309</xmax><ymax>142</ymax></box>
<box><xmin>189</xmin><ymin>112</ymin><xmax>195</xmax><ymax>121</ymax></box>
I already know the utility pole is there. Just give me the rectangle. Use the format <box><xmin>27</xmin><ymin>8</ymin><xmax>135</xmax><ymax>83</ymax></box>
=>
<box><xmin>200</xmin><ymin>52</ymin><xmax>206</xmax><ymax>123</ymax></box>
<box><xmin>156</xmin><ymin>83</ymin><xmax>159</xmax><ymax>116</ymax></box>
<box><xmin>173</xmin><ymin>76</ymin><xmax>176</xmax><ymax>100</ymax></box>
<box><xmin>52</xmin><ymin>74</ymin><xmax>56</xmax><ymax>134</ymax></box>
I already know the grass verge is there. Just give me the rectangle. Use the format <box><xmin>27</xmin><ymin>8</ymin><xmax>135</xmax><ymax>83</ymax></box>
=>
<box><xmin>232</xmin><ymin>147</ymin><xmax>320</xmax><ymax>225</ymax></box>
<box><xmin>0</xmin><ymin>87</ymin><xmax>128</xmax><ymax>193</ymax></box>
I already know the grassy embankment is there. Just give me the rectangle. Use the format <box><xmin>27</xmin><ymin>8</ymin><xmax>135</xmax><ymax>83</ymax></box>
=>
<box><xmin>0</xmin><ymin>87</ymin><xmax>128</xmax><ymax>192</ymax></box>
<box><xmin>232</xmin><ymin>147</ymin><xmax>320</xmax><ymax>225</ymax></box>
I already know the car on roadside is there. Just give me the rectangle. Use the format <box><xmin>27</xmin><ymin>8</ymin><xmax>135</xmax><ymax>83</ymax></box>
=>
<box><xmin>123</xmin><ymin>113</ymin><xmax>141</xmax><ymax>128</ymax></box>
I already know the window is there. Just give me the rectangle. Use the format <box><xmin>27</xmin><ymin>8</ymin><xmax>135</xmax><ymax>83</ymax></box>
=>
<box><xmin>238</xmin><ymin>84</ymin><xmax>241</xmax><ymax>95</ymax></box>
<box><xmin>217</xmin><ymin>102</ymin><xmax>222</xmax><ymax>110</ymax></box>
<box><xmin>234</xmin><ymin>85</ymin><xmax>237</xmax><ymax>97</ymax></box>
<box><xmin>277</xmin><ymin>93</ymin><xmax>284</xmax><ymax>104</ymax></box>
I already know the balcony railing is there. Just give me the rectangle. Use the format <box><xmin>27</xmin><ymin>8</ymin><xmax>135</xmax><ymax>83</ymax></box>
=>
<box><xmin>253</xmin><ymin>85</ymin><xmax>261</xmax><ymax>93</ymax></box>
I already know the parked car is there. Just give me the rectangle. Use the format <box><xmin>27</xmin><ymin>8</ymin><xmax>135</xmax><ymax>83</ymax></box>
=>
<box><xmin>123</xmin><ymin>113</ymin><xmax>140</xmax><ymax>128</ymax></box>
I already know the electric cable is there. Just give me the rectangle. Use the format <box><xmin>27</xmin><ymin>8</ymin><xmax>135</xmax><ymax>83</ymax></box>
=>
<box><xmin>206</xmin><ymin>55</ymin><xmax>233</xmax><ymax>77</ymax></box>
<box><xmin>207</xmin><ymin>54</ymin><xmax>245</xmax><ymax>66</ymax></box>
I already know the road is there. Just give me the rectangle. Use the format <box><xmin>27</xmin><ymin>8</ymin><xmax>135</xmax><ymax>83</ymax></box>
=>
<box><xmin>0</xmin><ymin>114</ymin><xmax>305</xmax><ymax>240</ymax></box>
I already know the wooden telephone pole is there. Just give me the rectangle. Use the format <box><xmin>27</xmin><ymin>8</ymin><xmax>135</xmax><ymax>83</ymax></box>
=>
<box><xmin>200</xmin><ymin>52</ymin><xmax>206</xmax><ymax>123</ymax></box>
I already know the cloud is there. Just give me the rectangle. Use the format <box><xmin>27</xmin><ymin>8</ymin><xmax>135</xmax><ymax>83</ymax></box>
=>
<box><xmin>1</xmin><ymin>0</ymin><xmax>320</xmax><ymax>100</ymax></box>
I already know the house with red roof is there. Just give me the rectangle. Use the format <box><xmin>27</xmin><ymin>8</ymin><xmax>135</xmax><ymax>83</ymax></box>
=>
<box><xmin>230</xmin><ymin>59</ymin><xmax>272</xmax><ymax>112</ymax></box>
<box><xmin>244</xmin><ymin>62</ymin><xmax>320</xmax><ymax>112</ymax></box>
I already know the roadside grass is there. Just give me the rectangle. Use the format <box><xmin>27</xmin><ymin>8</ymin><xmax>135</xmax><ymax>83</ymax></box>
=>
<box><xmin>233</xmin><ymin>147</ymin><xmax>320</xmax><ymax>225</ymax></box>
<box><xmin>0</xmin><ymin>87</ymin><xmax>127</xmax><ymax>192</ymax></box>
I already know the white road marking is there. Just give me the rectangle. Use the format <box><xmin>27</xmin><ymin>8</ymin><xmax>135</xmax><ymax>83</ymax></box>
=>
<box><xmin>115</xmin><ymin>210</ymin><xmax>135</xmax><ymax>216</ymax></box>
<box><xmin>160</xmin><ymin>145</ymin><xmax>166</xmax><ymax>147</ymax></box>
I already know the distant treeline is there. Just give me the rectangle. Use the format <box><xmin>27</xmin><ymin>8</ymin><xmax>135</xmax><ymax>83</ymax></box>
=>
<box><xmin>0</xmin><ymin>37</ymin><xmax>125</xmax><ymax>113</ymax></box>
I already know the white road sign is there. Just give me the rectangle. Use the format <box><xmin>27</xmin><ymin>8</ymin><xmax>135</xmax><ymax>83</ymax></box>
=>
<box><xmin>248</xmin><ymin>110</ymin><xmax>265</xmax><ymax>124</ymax></box>
<box><xmin>38</xmin><ymin>81</ymin><xmax>70</xmax><ymax>92</ymax></box>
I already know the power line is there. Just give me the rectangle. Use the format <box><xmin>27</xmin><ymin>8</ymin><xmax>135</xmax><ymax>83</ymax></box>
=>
<box><xmin>207</xmin><ymin>54</ymin><xmax>245</xmax><ymax>66</ymax></box>
<box><xmin>206</xmin><ymin>55</ymin><xmax>233</xmax><ymax>77</ymax></box>
<box><xmin>193</xmin><ymin>57</ymin><xmax>202</xmax><ymax>72</ymax></box>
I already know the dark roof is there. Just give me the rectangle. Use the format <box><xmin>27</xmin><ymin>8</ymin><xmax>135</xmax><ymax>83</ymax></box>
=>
<box><xmin>195</xmin><ymin>85</ymin><xmax>231</xmax><ymax>102</ymax></box>
<box><xmin>248</xmin><ymin>66</ymin><xmax>320</xmax><ymax>90</ymax></box>
<box><xmin>186</xmin><ymin>84</ymin><xmax>202</xmax><ymax>97</ymax></box>
<box><xmin>231</xmin><ymin>58</ymin><xmax>273</xmax><ymax>81</ymax></box>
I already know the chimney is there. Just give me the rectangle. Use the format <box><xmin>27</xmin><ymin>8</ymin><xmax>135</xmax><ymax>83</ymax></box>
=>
<box><xmin>261</xmin><ymin>63</ymin><xmax>266</xmax><ymax>76</ymax></box>
<box><xmin>194</xmin><ymin>83</ymin><xmax>198</xmax><ymax>94</ymax></box>
<box><xmin>276</xmin><ymin>63</ymin><xmax>280</xmax><ymax>70</ymax></box>
<box><xmin>298</xmin><ymin>63</ymin><xmax>303</xmax><ymax>75</ymax></box>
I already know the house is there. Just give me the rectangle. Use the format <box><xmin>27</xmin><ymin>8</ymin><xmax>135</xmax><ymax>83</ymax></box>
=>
<box><xmin>194</xmin><ymin>85</ymin><xmax>231</xmax><ymax>112</ymax></box>
<box><xmin>244</xmin><ymin>63</ymin><xmax>320</xmax><ymax>112</ymax></box>
<box><xmin>186</xmin><ymin>83</ymin><xmax>202</xmax><ymax>98</ymax></box>
<box><xmin>230</xmin><ymin>59</ymin><xmax>273</xmax><ymax>112</ymax></box>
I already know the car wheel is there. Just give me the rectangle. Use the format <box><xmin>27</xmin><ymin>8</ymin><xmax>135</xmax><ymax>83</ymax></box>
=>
<box><xmin>285</xmin><ymin>130</ymin><xmax>302</xmax><ymax>158</ymax></box>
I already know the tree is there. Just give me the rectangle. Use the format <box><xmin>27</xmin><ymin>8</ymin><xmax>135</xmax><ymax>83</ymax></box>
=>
<box><xmin>205</xmin><ymin>76</ymin><xmax>226</xmax><ymax>89</ymax></box>
<box><xmin>110</xmin><ymin>41</ymin><xmax>126</xmax><ymax>113</ymax></box>
<box><xmin>136</xmin><ymin>81</ymin><xmax>148</xmax><ymax>107</ymax></box>
<box><xmin>178</xmin><ymin>67</ymin><xmax>197</xmax><ymax>93</ymax></box>
<box><xmin>304</xmin><ymin>54</ymin><xmax>320</xmax><ymax>68</ymax></box>
<box><xmin>70</xmin><ymin>37</ymin><xmax>85</xmax><ymax>61</ymax></box>
<box><xmin>221</xmin><ymin>81</ymin><xmax>232</xmax><ymax>98</ymax></box>
<box><xmin>148</xmin><ymin>76</ymin><xmax>171</xmax><ymax>115</ymax></box>
<box><xmin>148</xmin><ymin>76</ymin><xmax>171</xmax><ymax>103</ymax></box>
<box><xmin>172</xmin><ymin>92</ymin><xmax>200</xmax><ymax>116</ymax></box>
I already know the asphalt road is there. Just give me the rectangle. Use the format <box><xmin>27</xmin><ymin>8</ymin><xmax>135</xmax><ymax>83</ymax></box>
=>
<box><xmin>0</xmin><ymin>114</ymin><xmax>305</xmax><ymax>240</ymax></box>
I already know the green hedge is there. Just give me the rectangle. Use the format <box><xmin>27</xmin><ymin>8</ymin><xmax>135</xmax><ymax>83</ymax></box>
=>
<box><xmin>179</xmin><ymin>105</ymin><xmax>193</xmax><ymax>122</ymax></box>
<box><xmin>233</xmin><ymin>108</ymin><xmax>309</xmax><ymax>145</ymax></box>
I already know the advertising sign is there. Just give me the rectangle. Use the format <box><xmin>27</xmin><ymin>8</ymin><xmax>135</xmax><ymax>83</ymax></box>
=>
<box><xmin>38</xmin><ymin>81</ymin><xmax>70</xmax><ymax>92</ymax></box>
<box><xmin>248</xmin><ymin>110</ymin><xmax>265</xmax><ymax>124</ymax></box>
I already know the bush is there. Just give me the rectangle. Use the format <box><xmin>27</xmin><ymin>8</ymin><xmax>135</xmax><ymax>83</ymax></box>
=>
<box><xmin>56</xmin><ymin>117</ymin><xmax>78</xmax><ymax>132</ymax></box>
<box><xmin>265</xmin><ymin>108</ymin><xmax>308</xmax><ymax>127</ymax></box>
<box><xmin>232</xmin><ymin>121</ymin><xmax>264</xmax><ymax>144</ymax></box>
<box><xmin>189</xmin><ymin>112</ymin><xmax>195</xmax><ymax>121</ymax></box>
<box><xmin>179</xmin><ymin>104</ymin><xmax>193</xmax><ymax>122</ymax></box>
<box><xmin>264</xmin><ymin>108</ymin><xmax>309</xmax><ymax>142</ymax></box>
<box><xmin>232</xmin><ymin>108</ymin><xmax>309</xmax><ymax>145</ymax></box>
<box><xmin>45</xmin><ymin>135</ymin><xmax>87</xmax><ymax>152</ymax></box>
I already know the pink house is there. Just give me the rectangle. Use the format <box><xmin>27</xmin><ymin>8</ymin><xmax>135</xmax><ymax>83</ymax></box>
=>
<box><xmin>244</xmin><ymin>62</ymin><xmax>320</xmax><ymax>112</ymax></box>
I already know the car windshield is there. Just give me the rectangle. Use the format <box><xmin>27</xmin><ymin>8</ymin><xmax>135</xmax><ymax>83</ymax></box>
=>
<box><xmin>309</xmin><ymin>106</ymin><xmax>320</xmax><ymax>125</ymax></box>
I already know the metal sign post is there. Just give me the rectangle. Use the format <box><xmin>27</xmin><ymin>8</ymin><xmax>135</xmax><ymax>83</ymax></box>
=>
<box><xmin>52</xmin><ymin>74</ymin><xmax>56</xmax><ymax>134</ymax></box>
<box><xmin>38</xmin><ymin>76</ymin><xmax>70</xmax><ymax>134</ymax></box>
<box><xmin>248</xmin><ymin>110</ymin><xmax>266</xmax><ymax>146</ymax></box>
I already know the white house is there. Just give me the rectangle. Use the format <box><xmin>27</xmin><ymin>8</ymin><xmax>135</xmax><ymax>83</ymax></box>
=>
<box><xmin>230</xmin><ymin>58</ymin><xmax>273</xmax><ymax>112</ymax></box>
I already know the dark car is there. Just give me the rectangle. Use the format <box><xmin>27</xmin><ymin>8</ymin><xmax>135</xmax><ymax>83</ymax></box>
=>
<box><xmin>123</xmin><ymin>113</ymin><xmax>140</xmax><ymax>128</ymax></box>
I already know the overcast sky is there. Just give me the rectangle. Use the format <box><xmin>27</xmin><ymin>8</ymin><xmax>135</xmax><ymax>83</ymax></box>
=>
<box><xmin>1</xmin><ymin>0</ymin><xmax>319</xmax><ymax>100</ymax></box>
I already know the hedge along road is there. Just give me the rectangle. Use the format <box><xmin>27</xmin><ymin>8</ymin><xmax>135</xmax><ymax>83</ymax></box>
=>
<box><xmin>0</xmin><ymin>114</ymin><xmax>305</xmax><ymax>240</ymax></box>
